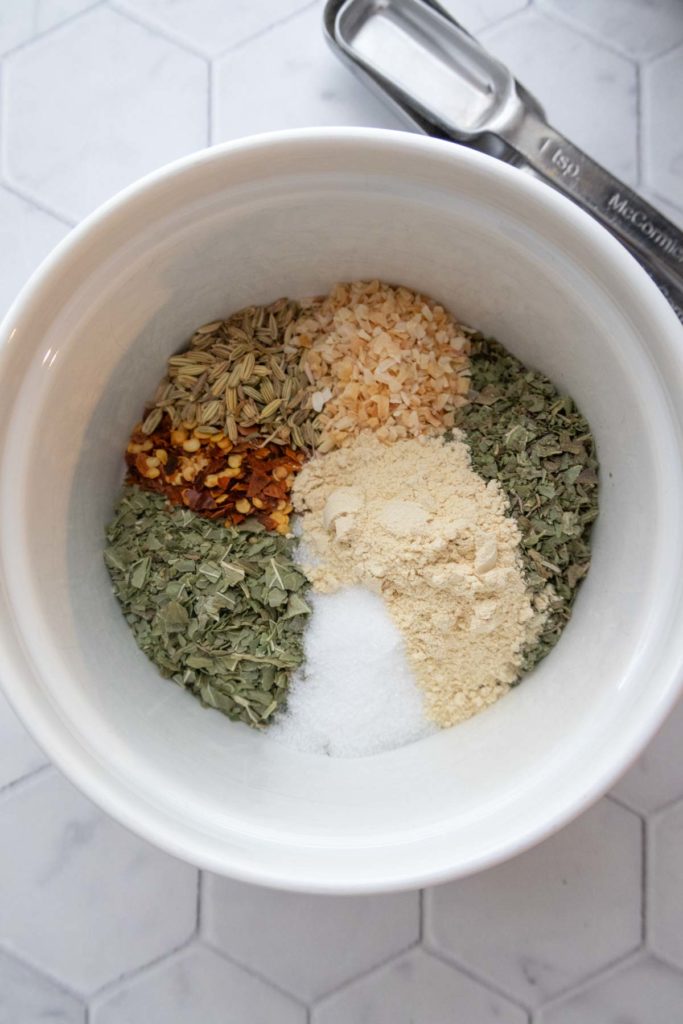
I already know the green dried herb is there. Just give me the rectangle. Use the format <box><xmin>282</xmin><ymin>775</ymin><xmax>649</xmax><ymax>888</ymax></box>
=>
<box><xmin>104</xmin><ymin>486</ymin><xmax>311</xmax><ymax>727</ymax></box>
<box><xmin>456</xmin><ymin>337</ymin><xmax>599</xmax><ymax>673</ymax></box>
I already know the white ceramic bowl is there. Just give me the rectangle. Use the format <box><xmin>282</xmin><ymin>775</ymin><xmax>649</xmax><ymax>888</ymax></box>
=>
<box><xmin>1</xmin><ymin>129</ymin><xmax>683</xmax><ymax>893</ymax></box>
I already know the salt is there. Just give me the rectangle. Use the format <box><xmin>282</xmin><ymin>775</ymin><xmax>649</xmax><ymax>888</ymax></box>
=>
<box><xmin>269</xmin><ymin>586</ymin><xmax>435</xmax><ymax>757</ymax></box>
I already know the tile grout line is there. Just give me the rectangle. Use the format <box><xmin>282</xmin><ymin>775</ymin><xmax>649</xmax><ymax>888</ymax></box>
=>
<box><xmin>422</xmin><ymin>890</ymin><xmax>532</xmax><ymax>1014</ymax></box>
<box><xmin>195</xmin><ymin>871</ymin><xmax>203</xmax><ymax>937</ymax></box>
<box><xmin>640</xmin><ymin>57</ymin><xmax>651</xmax><ymax>195</ymax></box>
<box><xmin>113</xmin><ymin>0</ymin><xmax>320</xmax><ymax>65</ymax></box>
<box><xmin>105</xmin><ymin>2</ymin><xmax>214</xmax><ymax>152</ymax></box>
<box><xmin>0</xmin><ymin>59</ymin><xmax>7</xmax><ymax>178</ymax></box>
<box><xmin>635</xmin><ymin>61</ymin><xmax>643</xmax><ymax>188</ymax></box>
<box><xmin>530</xmin><ymin>3</ymin><xmax>642</xmax><ymax>62</ymax></box>
<box><xmin>540</xmin><ymin>946</ymin><xmax>645</xmax><ymax>1010</ymax></box>
<box><xmin>641</xmin><ymin>793</ymin><xmax>683</xmax><ymax>818</ymax></box>
<box><xmin>425</xmin><ymin>944</ymin><xmax>532</xmax><ymax>1016</ymax></box>
<box><xmin>207</xmin><ymin>61</ymin><xmax>214</xmax><ymax>148</ymax></box>
<box><xmin>204</xmin><ymin>55</ymin><xmax>211</xmax><ymax>150</ymax></box>
<box><xmin>0</xmin><ymin>941</ymin><xmax>86</xmax><ymax>1009</ymax></box>
<box><xmin>211</xmin><ymin>0</ymin><xmax>321</xmax><ymax>62</ymax></box>
<box><xmin>609</xmin><ymin>793</ymin><xmax>683</xmax><ymax>819</ymax></box>
<box><xmin>87</xmin><ymin>934</ymin><xmax>197</xmax><ymax>1008</ymax></box>
<box><xmin>536</xmin><ymin>4</ymin><xmax>683</xmax><ymax>66</ymax></box>
<box><xmin>649</xmin><ymin>187</ymin><xmax>683</xmax><ymax>219</ymax></box>
<box><xmin>478</xmin><ymin>5</ymin><xmax>532</xmax><ymax>43</ymax></box>
<box><xmin>0</xmin><ymin>178</ymin><xmax>77</xmax><ymax>228</ymax></box>
<box><xmin>107</xmin><ymin>1</ymin><xmax>209</xmax><ymax>61</ymax></box>
<box><xmin>0</xmin><ymin>0</ymin><xmax>107</xmax><ymax>62</ymax></box>
<box><xmin>649</xmin><ymin>948</ymin><xmax>683</xmax><ymax>976</ymax></box>
<box><xmin>644</xmin><ymin>37</ymin><xmax>683</xmax><ymax>64</ymax></box>
<box><xmin>605</xmin><ymin>792</ymin><xmax>645</xmax><ymax>818</ymax></box>
<box><xmin>477</xmin><ymin>2</ymin><xmax>533</xmax><ymax>39</ymax></box>
<box><xmin>199</xmin><ymin>935</ymin><xmax>313</xmax><ymax>1009</ymax></box>
<box><xmin>309</xmin><ymin>940</ymin><xmax>423</xmax><ymax>1012</ymax></box>
<box><xmin>605</xmin><ymin>792</ymin><xmax>633</xmax><ymax>813</ymax></box>
<box><xmin>641</xmin><ymin>813</ymin><xmax>648</xmax><ymax>945</ymax></box>
<box><xmin>534</xmin><ymin>947</ymin><xmax>646</xmax><ymax>1018</ymax></box>
<box><xmin>0</xmin><ymin>762</ymin><xmax>54</xmax><ymax>802</ymax></box>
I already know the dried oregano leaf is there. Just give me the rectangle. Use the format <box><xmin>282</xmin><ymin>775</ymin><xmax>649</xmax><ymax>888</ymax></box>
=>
<box><xmin>104</xmin><ymin>486</ymin><xmax>310</xmax><ymax>727</ymax></box>
<box><xmin>456</xmin><ymin>337</ymin><xmax>599</xmax><ymax>674</ymax></box>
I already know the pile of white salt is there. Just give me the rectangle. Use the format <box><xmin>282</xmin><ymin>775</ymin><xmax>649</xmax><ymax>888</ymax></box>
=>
<box><xmin>270</xmin><ymin>586</ymin><xmax>435</xmax><ymax>757</ymax></box>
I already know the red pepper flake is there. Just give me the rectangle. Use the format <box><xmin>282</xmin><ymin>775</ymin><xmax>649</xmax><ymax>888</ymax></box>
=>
<box><xmin>126</xmin><ymin>418</ymin><xmax>305</xmax><ymax>533</ymax></box>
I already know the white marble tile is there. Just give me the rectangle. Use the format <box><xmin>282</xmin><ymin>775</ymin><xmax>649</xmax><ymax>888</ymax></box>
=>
<box><xmin>481</xmin><ymin>10</ymin><xmax>638</xmax><ymax>185</ymax></box>
<box><xmin>212</xmin><ymin>0</ymin><xmax>406</xmax><ymax>143</ymax></box>
<box><xmin>538</xmin><ymin>954</ymin><xmax>683</xmax><ymax>1024</ymax></box>
<box><xmin>643</xmin><ymin>188</ymin><xmax>683</xmax><ymax>230</ymax></box>
<box><xmin>650</xmin><ymin>800</ymin><xmax>683</xmax><ymax>969</ymax></box>
<box><xmin>2</xmin><ymin>6</ymin><xmax>208</xmax><ymax>222</ymax></box>
<box><xmin>0</xmin><ymin>0</ymin><xmax>96</xmax><ymax>55</ymax></box>
<box><xmin>313</xmin><ymin>948</ymin><xmax>527</xmax><ymax>1024</ymax></box>
<box><xmin>611</xmin><ymin>695</ymin><xmax>683</xmax><ymax>813</ymax></box>
<box><xmin>91</xmin><ymin>945</ymin><xmax>305</xmax><ymax>1024</ymax></box>
<box><xmin>642</xmin><ymin>45</ymin><xmax>683</xmax><ymax>210</ymax></box>
<box><xmin>0</xmin><ymin>686</ymin><xmax>48</xmax><ymax>791</ymax></box>
<box><xmin>0</xmin><ymin>187</ymin><xmax>70</xmax><ymax>320</ymax></box>
<box><xmin>0</xmin><ymin>947</ymin><xmax>85</xmax><ymax>1024</ymax></box>
<box><xmin>113</xmin><ymin>0</ymin><xmax>314</xmax><ymax>58</ymax></box>
<box><xmin>439</xmin><ymin>0</ymin><xmax>530</xmax><ymax>34</ymax></box>
<box><xmin>538</xmin><ymin>0</ymin><xmax>683</xmax><ymax>60</ymax></box>
<box><xmin>0</xmin><ymin>771</ymin><xmax>197</xmax><ymax>994</ymax></box>
<box><xmin>202</xmin><ymin>875</ymin><xmax>419</xmax><ymax>1002</ymax></box>
<box><xmin>425</xmin><ymin>799</ymin><xmax>642</xmax><ymax>1007</ymax></box>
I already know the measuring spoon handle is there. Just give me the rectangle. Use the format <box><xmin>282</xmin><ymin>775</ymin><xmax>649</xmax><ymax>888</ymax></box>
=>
<box><xmin>505</xmin><ymin>111</ymin><xmax>683</xmax><ymax>321</ymax></box>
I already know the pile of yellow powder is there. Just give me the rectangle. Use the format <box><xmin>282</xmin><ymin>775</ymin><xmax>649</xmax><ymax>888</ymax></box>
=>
<box><xmin>293</xmin><ymin>433</ymin><xmax>543</xmax><ymax>727</ymax></box>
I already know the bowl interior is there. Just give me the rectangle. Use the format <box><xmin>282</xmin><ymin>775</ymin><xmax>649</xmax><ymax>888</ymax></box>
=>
<box><xmin>1</xmin><ymin>132</ymin><xmax>683</xmax><ymax>891</ymax></box>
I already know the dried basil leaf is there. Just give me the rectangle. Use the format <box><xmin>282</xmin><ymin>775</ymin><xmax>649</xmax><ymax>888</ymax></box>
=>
<box><xmin>104</xmin><ymin>486</ymin><xmax>310</xmax><ymax>728</ymax></box>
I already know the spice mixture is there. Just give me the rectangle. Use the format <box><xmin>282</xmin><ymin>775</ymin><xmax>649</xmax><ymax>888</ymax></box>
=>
<box><xmin>292</xmin><ymin>433</ymin><xmax>542</xmax><ymax>728</ymax></box>
<box><xmin>105</xmin><ymin>281</ymin><xmax>599</xmax><ymax>755</ymax></box>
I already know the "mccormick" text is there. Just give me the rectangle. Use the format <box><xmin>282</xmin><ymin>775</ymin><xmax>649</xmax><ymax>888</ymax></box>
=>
<box><xmin>607</xmin><ymin>192</ymin><xmax>683</xmax><ymax>263</ymax></box>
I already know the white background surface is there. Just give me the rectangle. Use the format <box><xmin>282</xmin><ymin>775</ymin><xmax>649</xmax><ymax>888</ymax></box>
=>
<box><xmin>0</xmin><ymin>1</ymin><xmax>682</xmax><ymax>1021</ymax></box>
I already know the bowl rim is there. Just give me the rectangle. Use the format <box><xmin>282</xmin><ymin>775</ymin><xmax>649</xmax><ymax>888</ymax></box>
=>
<box><xmin>1</xmin><ymin>126</ymin><xmax>683</xmax><ymax>893</ymax></box>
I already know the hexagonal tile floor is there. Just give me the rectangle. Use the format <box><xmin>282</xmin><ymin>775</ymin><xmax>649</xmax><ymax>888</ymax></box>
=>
<box><xmin>0</xmin><ymin>0</ymin><xmax>682</xmax><ymax>1019</ymax></box>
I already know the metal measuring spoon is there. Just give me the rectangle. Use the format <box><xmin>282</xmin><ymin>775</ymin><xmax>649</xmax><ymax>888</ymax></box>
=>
<box><xmin>324</xmin><ymin>0</ymin><xmax>683</xmax><ymax>323</ymax></box>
